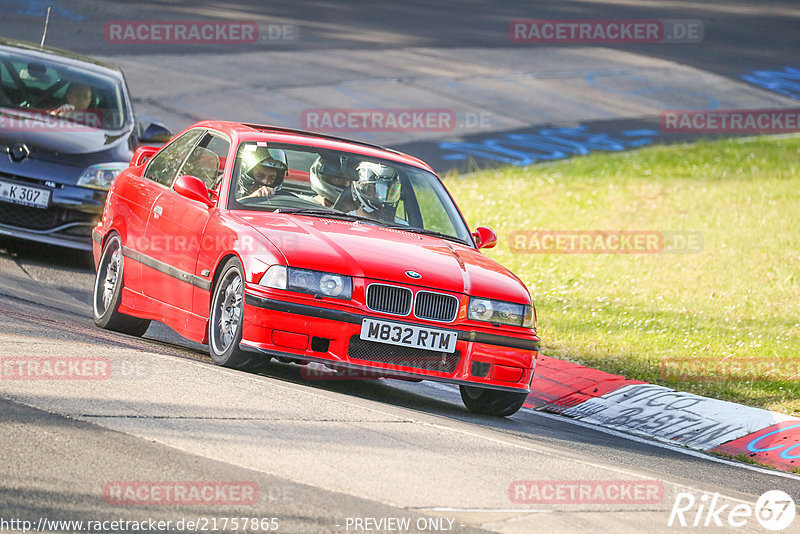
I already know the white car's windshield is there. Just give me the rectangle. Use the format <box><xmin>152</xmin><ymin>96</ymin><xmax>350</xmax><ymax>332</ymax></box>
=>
<box><xmin>228</xmin><ymin>141</ymin><xmax>473</xmax><ymax>245</ymax></box>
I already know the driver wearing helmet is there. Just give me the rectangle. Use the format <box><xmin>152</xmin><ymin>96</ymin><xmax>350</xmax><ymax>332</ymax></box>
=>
<box><xmin>349</xmin><ymin>161</ymin><xmax>401</xmax><ymax>221</ymax></box>
<box><xmin>309</xmin><ymin>155</ymin><xmax>357</xmax><ymax>207</ymax></box>
<box><xmin>237</xmin><ymin>147</ymin><xmax>288</xmax><ymax>200</ymax></box>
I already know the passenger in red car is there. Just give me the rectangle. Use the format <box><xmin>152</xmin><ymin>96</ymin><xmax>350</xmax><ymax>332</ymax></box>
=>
<box><xmin>309</xmin><ymin>155</ymin><xmax>357</xmax><ymax>207</ymax></box>
<box><xmin>348</xmin><ymin>161</ymin><xmax>402</xmax><ymax>221</ymax></box>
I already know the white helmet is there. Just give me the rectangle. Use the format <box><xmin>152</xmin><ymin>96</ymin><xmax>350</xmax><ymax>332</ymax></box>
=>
<box><xmin>351</xmin><ymin>162</ymin><xmax>401</xmax><ymax>213</ymax></box>
<box><xmin>309</xmin><ymin>156</ymin><xmax>356</xmax><ymax>204</ymax></box>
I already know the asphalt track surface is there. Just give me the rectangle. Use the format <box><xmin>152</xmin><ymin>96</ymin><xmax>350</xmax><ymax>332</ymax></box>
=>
<box><xmin>5</xmin><ymin>0</ymin><xmax>797</xmax><ymax>74</ymax></box>
<box><xmin>2</xmin><ymin>1</ymin><xmax>800</xmax><ymax>533</ymax></box>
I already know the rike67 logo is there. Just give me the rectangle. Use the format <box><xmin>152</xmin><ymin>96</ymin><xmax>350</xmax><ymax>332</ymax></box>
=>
<box><xmin>669</xmin><ymin>490</ymin><xmax>796</xmax><ymax>531</ymax></box>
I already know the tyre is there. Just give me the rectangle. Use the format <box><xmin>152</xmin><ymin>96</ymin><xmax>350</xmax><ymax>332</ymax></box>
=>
<box><xmin>93</xmin><ymin>233</ymin><xmax>151</xmax><ymax>336</ymax></box>
<box><xmin>208</xmin><ymin>257</ymin><xmax>266</xmax><ymax>371</ymax></box>
<box><xmin>459</xmin><ymin>385</ymin><xmax>528</xmax><ymax>417</ymax></box>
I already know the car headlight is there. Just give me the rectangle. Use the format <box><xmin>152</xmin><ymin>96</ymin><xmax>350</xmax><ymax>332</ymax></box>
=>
<box><xmin>260</xmin><ymin>266</ymin><xmax>352</xmax><ymax>300</ymax></box>
<box><xmin>260</xmin><ymin>265</ymin><xmax>287</xmax><ymax>289</ymax></box>
<box><xmin>76</xmin><ymin>163</ymin><xmax>128</xmax><ymax>191</ymax></box>
<box><xmin>468</xmin><ymin>297</ymin><xmax>533</xmax><ymax>328</ymax></box>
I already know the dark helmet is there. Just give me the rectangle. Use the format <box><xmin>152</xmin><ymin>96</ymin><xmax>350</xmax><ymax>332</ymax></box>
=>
<box><xmin>351</xmin><ymin>162</ymin><xmax>401</xmax><ymax>213</ymax></box>
<box><xmin>309</xmin><ymin>156</ymin><xmax>356</xmax><ymax>204</ymax></box>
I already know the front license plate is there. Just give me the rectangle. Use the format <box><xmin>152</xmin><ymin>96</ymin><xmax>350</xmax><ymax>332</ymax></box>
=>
<box><xmin>0</xmin><ymin>179</ymin><xmax>50</xmax><ymax>209</ymax></box>
<box><xmin>360</xmin><ymin>318</ymin><xmax>458</xmax><ymax>353</ymax></box>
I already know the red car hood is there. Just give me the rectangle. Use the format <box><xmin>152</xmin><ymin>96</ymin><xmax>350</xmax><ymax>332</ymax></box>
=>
<box><xmin>235</xmin><ymin>213</ymin><xmax>530</xmax><ymax>304</ymax></box>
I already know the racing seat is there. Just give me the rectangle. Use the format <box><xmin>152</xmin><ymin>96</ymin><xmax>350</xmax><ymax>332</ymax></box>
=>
<box><xmin>181</xmin><ymin>146</ymin><xmax>221</xmax><ymax>189</ymax></box>
<box><xmin>331</xmin><ymin>188</ymin><xmax>359</xmax><ymax>213</ymax></box>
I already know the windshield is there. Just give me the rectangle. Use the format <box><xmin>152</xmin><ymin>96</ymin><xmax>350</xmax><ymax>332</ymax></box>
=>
<box><xmin>227</xmin><ymin>141</ymin><xmax>473</xmax><ymax>245</ymax></box>
<box><xmin>0</xmin><ymin>49</ymin><xmax>128</xmax><ymax>130</ymax></box>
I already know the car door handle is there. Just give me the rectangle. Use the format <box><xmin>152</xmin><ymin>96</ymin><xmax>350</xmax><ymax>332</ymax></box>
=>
<box><xmin>153</xmin><ymin>205</ymin><xmax>163</xmax><ymax>218</ymax></box>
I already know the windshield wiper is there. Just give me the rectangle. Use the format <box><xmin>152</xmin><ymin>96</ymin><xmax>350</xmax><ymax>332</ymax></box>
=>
<box><xmin>382</xmin><ymin>224</ymin><xmax>470</xmax><ymax>246</ymax></box>
<box><xmin>275</xmin><ymin>208</ymin><xmax>380</xmax><ymax>225</ymax></box>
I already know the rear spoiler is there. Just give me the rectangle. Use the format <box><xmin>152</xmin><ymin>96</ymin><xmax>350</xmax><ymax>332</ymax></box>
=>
<box><xmin>131</xmin><ymin>145</ymin><xmax>159</xmax><ymax>167</ymax></box>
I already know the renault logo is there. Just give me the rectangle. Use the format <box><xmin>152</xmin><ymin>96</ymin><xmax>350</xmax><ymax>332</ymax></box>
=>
<box><xmin>405</xmin><ymin>270</ymin><xmax>422</xmax><ymax>279</ymax></box>
<box><xmin>9</xmin><ymin>144</ymin><xmax>30</xmax><ymax>162</ymax></box>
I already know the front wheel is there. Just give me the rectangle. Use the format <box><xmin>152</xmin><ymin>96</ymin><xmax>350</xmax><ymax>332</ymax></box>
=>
<box><xmin>208</xmin><ymin>257</ymin><xmax>265</xmax><ymax>371</ymax></box>
<box><xmin>460</xmin><ymin>385</ymin><xmax>528</xmax><ymax>417</ymax></box>
<box><xmin>92</xmin><ymin>233</ymin><xmax>151</xmax><ymax>336</ymax></box>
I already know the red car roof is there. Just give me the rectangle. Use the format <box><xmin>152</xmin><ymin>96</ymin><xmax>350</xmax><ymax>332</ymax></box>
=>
<box><xmin>191</xmin><ymin>120</ymin><xmax>435</xmax><ymax>174</ymax></box>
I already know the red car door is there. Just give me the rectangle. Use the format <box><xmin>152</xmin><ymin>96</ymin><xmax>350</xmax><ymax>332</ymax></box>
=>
<box><xmin>142</xmin><ymin>132</ymin><xmax>230</xmax><ymax>317</ymax></box>
<box><xmin>117</xmin><ymin>129</ymin><xmax>204</xmax><ymax>293</ymax></box>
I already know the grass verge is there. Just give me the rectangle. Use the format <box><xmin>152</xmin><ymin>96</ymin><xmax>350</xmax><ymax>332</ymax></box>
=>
<box><xmin>444</xmin><ymin>135</ymin><xmax>800</xmax><ymax>415</ymax></box>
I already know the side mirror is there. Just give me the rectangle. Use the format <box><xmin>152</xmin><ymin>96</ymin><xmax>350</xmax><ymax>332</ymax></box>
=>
<box><xmin>174</xmin><ymin>175</ymin><xmax>215</xmax><ymax>208</ymax></box>
<box><xmin>139</xmin><ymin>122</ymin><xmax>172</xmax><ymax>144</ymax></box>
<box><xmin>472</xmin><ymin>226</ymin><xmax>497</xmax><ymax>249</ymax></box>
<box><xmin>131</xmin><ymin>145</ymin><xmax>159</xmax><ymax>167</ymax></box>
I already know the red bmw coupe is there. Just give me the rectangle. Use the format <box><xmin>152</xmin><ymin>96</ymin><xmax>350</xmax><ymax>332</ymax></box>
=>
<box><xmin>92</xmin><ymin>121</ymin><xmax>539</xmax><ymax>416</ymax></box>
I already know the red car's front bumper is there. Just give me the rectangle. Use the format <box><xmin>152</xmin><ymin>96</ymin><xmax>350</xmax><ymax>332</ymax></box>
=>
<box><xmin>240</xmin><ymin>289</ymin><xmax>539</xmax><ymax>392</ymax></box>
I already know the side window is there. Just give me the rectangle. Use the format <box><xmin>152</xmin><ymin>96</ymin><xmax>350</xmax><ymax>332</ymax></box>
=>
<box><xmin>0</xmin><ymin>62</ymin><xmax>17</xmax><ymax>106</ymax></box>
<box><xmin>412</xmin><ymin>176</ymin><xmax>457</xmax><ymax>236</ymax></box>
<box><xmin>143</xmin><ymin>129</ymin><xmax>203</xmax><ymax>187</ymax></box>
<box><xmin>178</xmin><ymin>133</ymin><xmax>229</xmax><ymax>190</ymax></box>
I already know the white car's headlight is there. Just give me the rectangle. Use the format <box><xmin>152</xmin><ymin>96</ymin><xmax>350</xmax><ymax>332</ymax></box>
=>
<box><xmin>76</xmin><ymin>163</ymin><xmax>128</xmax><ymax>191</ymax></box>
<box><xmin>468</xmin><ymin>297</ymin><xmax>532</xmax><ymax>328</ymax></box>
<box><xmin>260</xmin><ymin>266</ymin><xmax>352</xmax><ymax>300</ymax></box>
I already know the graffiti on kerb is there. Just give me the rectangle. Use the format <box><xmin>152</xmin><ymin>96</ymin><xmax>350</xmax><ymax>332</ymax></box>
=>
<box><xmin>440</xmin><ymin>126</ymin><xmax>658</xmax><ymax>166</ymax></box>
<box><xmin>742</xmin><ymin>67</ymin><xmax>800</xmax><ymax>101</ymax></box>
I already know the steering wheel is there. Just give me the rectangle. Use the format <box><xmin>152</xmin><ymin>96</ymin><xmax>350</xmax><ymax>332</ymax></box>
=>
<box><xmin>26</xmin><ymin>79</ymin><xmax>69</xmax><ymax>109</ymax></box>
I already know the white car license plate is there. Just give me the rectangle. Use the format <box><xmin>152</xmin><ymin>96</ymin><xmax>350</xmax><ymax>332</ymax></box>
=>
<box><xmin>0</xmin><ymin>179</ymin><xmax>50</xmax><ymax>209</ymax></box>
<box><xmin>360</xmin><ymin>318</ymin><xmax>458</xmax><ymax>353</ymax></box>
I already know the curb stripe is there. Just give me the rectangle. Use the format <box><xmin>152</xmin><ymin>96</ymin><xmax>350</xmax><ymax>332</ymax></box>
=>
<box><xmin>528</xmin><ymin>354</ymin><xmax>800</xmax><ymax>472</ymax></box>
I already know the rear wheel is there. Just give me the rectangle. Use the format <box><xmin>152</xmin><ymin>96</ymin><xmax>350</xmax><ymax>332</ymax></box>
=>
<box><xmin>93</xmin><ymin>233</ymin><xmax>151</xmax><ymax>336</ymax></box>
<box><xmin>208</xmin><ymin>257</ymin><xmax>266</xmax><ymax>371</ymax></box>
<box><xmin>460</xmin><ymin>385</ymin><xmax>528</xmax><ymax>417</ymax></box>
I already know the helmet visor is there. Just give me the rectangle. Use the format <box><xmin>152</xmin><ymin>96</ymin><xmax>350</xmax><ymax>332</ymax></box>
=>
<box><xmin>358</xmin><ymin>177</ymin><xmax>401</xmax><ymax>205</ymax></box>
